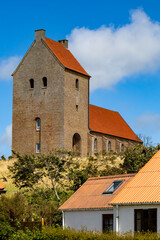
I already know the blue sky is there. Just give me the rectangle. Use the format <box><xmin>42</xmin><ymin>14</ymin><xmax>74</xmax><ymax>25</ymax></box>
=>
<box><xmin>1</xmin><ymin>0</ymin><xmax>160</xmax><ymax>157</ymax></box>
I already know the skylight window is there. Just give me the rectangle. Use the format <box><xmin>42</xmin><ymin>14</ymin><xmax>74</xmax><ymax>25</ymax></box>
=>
<box><xmin>103</xmin><ymin>180</ymin><xmax>124</xmax><ymax>194</ymax></box>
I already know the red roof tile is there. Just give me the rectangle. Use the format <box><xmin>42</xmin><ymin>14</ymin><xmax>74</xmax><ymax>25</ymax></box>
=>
<box><xmin>89</xmin><ymin>105</ymin><xmax>142</xmax><ymax>142</ymax></box>
<box><xmin>0</xmin><ymin>181</ymin><xmax>5</xmax><ymax>190</ymax></box>
<box><xmin>44</xmin><ymin>37</ymin><xmax>90</xmax><ymax>77</ymax></box>
<box><xmin>59</xmin><ymin>174</ymin><xmax>135</xmax><ymax>210</ymax></box>
<box><xmin>110</xmin><ymin>150</ymin><xmax>160</xmax><ymax>205</ymax></box>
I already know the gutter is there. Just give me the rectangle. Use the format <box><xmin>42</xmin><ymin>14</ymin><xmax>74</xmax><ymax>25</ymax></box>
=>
<box><xmin>59</xmin><ymin>207</ymin><xmax>113</xmax><ymax>212</ymax></box>
<box><xmin>111</xmin><ymin>201</ymin><xmax>160</xmax><ymax>206</ymax></box>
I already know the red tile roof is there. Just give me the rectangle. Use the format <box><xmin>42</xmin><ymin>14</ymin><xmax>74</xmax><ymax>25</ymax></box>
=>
<box><xmin>0</xmin><ymin>181</ymin><xmax>5</xmax><ymax>190</ymax></box>
<box><xmin>89</xmin><ymin>105</ymin><xmax>142</xmax><ymax>142</ymax></box>
<box><xmin>59</xmin><ymin>174</ymin><xmax>135</xmax><ymax>210</ymax></box>
<box><xmin>110</xmin><ymin>150</ymin><xmax>160</xmax><ymax>205</ymax></box>
<box><xmin>44</xmin><ymin>37</ymin><xmax>90</xmax><ymax>77</ymax></box>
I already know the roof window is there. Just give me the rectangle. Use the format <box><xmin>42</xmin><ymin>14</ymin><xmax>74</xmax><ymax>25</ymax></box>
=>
<box><xmin>103</xmin><ymin>180</ymin><xmax>124</xmax><ymax>194</ymax></box>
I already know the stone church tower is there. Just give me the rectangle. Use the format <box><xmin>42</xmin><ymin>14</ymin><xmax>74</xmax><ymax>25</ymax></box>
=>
<box><xmin>12</xmin><ymin>30</ymin><xmax>90</xmax><ymax>156</ymax></box>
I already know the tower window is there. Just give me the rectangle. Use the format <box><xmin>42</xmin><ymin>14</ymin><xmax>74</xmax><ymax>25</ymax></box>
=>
<box><xmin>29</xmin><ymin>79</ymin><xmax>34</xmax><ymax>89</ymax></box>
<box><xmin>42</xmin><ymin>77</ymin><xmax>47</xmax><ymax>87</ymax></box>
<box><xmin>75</xmin><ymin>79</ymin><xmax>79</xmax><ymax>90</ymax></box>
<box><xmin>76</xmin><ymin>105</ymin><xmax>78</xmax><ymax>111</ymax></box>
<box><xmin>36</xmin><ymin>118</ymin><xmax>41</xmax><ymax>130</ymax></box>
<box><xmin>36</xmin><ymin>143</ymin><xmax>40</xmax><ymax>153</ymax></box>
<box><xmin>94</xmin><ymin>138</ymin><xmax>97</xmax><ymax>150</ymax></box>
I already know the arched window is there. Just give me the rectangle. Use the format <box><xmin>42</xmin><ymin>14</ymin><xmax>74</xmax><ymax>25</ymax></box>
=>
<box><xmin>94</xmin><ymin>138</ymin><xmax>97</xmax><ymax>150</ymax></box>
<box><xmin>36</xmin><ymin>118</ymin><xmax>41</xmax><ymax>130</ymax></box>
<box><xmin>29</xmin><ymin>79</ymin><xmax>34</xmax><ymax>88</ymax></box>
<box><xmin>75</xmin><ymin>79</ymin><xmax>79</xmax><ymax>90</ymax></box>
<box><xmin>73</xmin><ymin>133</ymin><xmax>81</xmax><ymax>154</ymax></box>
<box><xmin>108</xmin><ymin>141</ymin><xmax>111</xmax><ymax>152</ymax></box>
<box><xmin>121</xmin><ymin>144</ymin><xmax>124</xmax><ymax>152</ymax></box>
<box><xmin>42</xmin><ymin>77</ymin><xmax>47</xmax><ymax>87</ymax></box>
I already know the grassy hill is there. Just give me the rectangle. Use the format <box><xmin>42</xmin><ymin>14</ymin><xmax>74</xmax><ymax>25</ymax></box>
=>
<box><xmin>0</xmin><ymin>159</ymin><xmax>18</xmax><ymax>195</ymax></box>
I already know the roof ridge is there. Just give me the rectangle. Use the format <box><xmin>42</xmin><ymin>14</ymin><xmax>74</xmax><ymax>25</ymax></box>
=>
<box><xmin>88</xmin><ymin>173</ymin><xmax>136</xmax><ymax>180</ymax></box>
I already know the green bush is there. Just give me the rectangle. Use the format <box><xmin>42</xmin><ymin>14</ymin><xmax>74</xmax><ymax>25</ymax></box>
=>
<box><xmin>0</xmin><ymin>220</ymin><xmax>13</xmax><ymax>240</ymax></box>
<box><xmin>5</xmin><ymin>227</ymin><xmax>160</xmax><ymax>240</ymax></box>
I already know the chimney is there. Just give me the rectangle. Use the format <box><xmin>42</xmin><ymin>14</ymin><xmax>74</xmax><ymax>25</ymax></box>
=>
<box><xmin>58</xmin><ymin>39</ymin><xmax>68</xmax><ymax>49</ymax></box>
<box><xmin>35</xmin><ymin>29</ymin><xmax>45</xmax><ymax>42</ymax></box>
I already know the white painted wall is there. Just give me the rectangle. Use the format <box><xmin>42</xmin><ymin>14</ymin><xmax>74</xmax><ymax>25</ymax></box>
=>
<box><xmin>115</xmin><ymin>205</ymin><xmax>160</xmax><ymax>233</ymax></box>
<box><xmin>63</xmin><ymin>209</ymin><xmax>113</xmax><ymax>232</ymax></box>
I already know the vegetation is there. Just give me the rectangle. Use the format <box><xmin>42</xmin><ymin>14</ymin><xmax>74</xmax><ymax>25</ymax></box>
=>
<box><xmin>121</xmin><ymin>144</ymin><xmax>160</xmax><ymax>173</ymax></box>
<box><xmin>1</xmin><ymin>227</ymin><xmax>160</xmax><ymax>240</ymax></box>
<box><xmin>0</xmin><ymin>144</ymin><xmax>159</xmax><ymax>238</ymax></box>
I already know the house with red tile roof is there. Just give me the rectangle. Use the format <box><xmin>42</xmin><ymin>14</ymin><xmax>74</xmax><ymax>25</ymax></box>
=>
<box><xmin>110</xmin><ymin>150</ymin><xmax>160</xmax><ymax>233</ymax></box>
<box><xmin>59</xmin><ymin>174</ymin><xmax>135</xmax><ymax>232</ymax></box>
<box><xmin>60</xmin><ymin>150</ymin><xmax>160</xmax><ymax>233</ymax></box>
<box><xmin>12</xmin><ymin>29</ymin><xmax>142</xmax><ymax>156</ymax></box>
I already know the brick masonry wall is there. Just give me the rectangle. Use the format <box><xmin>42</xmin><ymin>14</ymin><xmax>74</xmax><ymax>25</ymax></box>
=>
<box><xmin>88</xmin><ymin>131</ymin><xmax>135</xmax><ymax>155</ymax></box>
<box><xmin>12</xmin><ymin>39</ymin><xmax>65</xmax><ymax>155</ymax></box>
<box><xmin>64</xmin><ymin>69</ymin><xmax>90</xmax><ymax>156</ymax></box>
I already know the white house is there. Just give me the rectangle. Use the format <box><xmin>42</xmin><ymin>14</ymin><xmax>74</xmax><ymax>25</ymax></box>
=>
<box><xmin>60</xmin><ymin>150</ymin><xmax>160</xmax><ymax>233</ymax></box>
<box><xmin>59</xmin><ymin>173</ymin><xmax>135</xmax><ymax>232</ymax></box>
<box><xmin>110</xmin><ymin>150</ymin><xmax>160</xmax><ymax>233</ymax></box>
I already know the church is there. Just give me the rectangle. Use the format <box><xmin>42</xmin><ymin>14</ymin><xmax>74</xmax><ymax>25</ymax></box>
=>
<box><xmin>12</xmin><ymin>29</ymin><xmax>142</xmax><ymax>156</ymax></box>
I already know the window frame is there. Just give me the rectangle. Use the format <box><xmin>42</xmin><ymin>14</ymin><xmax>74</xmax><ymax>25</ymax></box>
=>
<box><xmin>103</xmin><ymin>180</ymin><xmax>124</xmax><ymax>194</ymax></box>
<box><xmin>102</xmin><ymin>214</ymin><xmax>113</xmax><ymax>232</ymax></box>
<box><xmin>134</xmin><ymin>209</ymin><xmax>157</xmax><ymax>232</ymax></box>
<box><xmin>36</xmin><ymin>118</ymin><xmax>41</xmax><ymax>131</ymax></box>
<box><xmin>36</xmin><ymin>143</ymin><xmax>40</xmax><ymax>153</ymax></box>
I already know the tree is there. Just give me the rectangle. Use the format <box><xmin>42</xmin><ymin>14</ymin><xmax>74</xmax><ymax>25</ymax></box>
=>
<box><xmin>68</xmin><ymin>151</ymin><xmax>123</xmax><ymax>191</ymax></box>
<box><xmin>137</xmin><ymin>133</ymin><xmax>153</xmax><ymax>147</ymax></box>
<box><xmin>121</xmin><ymin>144</ymin><xmax>160</xmax><ymax>173</ymax></box>
<box><xmin>9</xmin><ymin>150</ymin><xmax>123</xmax><ymax>197</ymax></box>
<box><xmin>9</xmin><ymin>150</ymin><xmax>75</xmax><ymax>201</ymax></box>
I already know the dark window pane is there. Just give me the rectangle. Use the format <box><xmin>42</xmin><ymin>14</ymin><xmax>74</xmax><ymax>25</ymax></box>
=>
<box><xmin>103</xmin><ymin>214</ymin><xmax>113</xmax><ymax>232</ymax></box>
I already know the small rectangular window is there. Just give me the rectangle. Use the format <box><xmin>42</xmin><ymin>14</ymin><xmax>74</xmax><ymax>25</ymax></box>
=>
<box><xmin>42</xmin><ymin>77</ymin><xmax>47</xmax><ymax>88</ymax></box>
<box><xmin>76</xmin><ymin>105</ymin><xmax>78</xmax><ymax>111</ymax></box>
<box><xmin>29</xmin><ymin>79</ymin><xmax>34</xmax><ymax>89</ymax></box>
<box><xmin>36</xmin><ymin>143</ymin><xmax>40</xmax><ymax>153</ymax></box>
<box><xmin>102</xmin><ymin>214</ymin><xmax>113</xmax><ymax>232</ymax></box>
<box><xmin>103</xmin><ymin>180</ymin><xmax>124</xmax><ymax>194</ymax></box>
<box><xmin>36</xmin><ymin>118</ymin><xmax>41</xmax><ymax>130</ymax></box>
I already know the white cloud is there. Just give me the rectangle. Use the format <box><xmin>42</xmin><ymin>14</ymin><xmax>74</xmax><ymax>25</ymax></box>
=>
<box><xmin>0</xmin><ymin>56</ymin><xmax>21</xmax><ymax>81</ymax></box>
<box><xmin>67</xmin><ymin>9</ymin><xmax>160</xmax><ymax>91</ymax></box>
<box><xmin>0</xmin><ymin>124</ymin><xmax>12</xmax><ymax>147</ymax></box>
